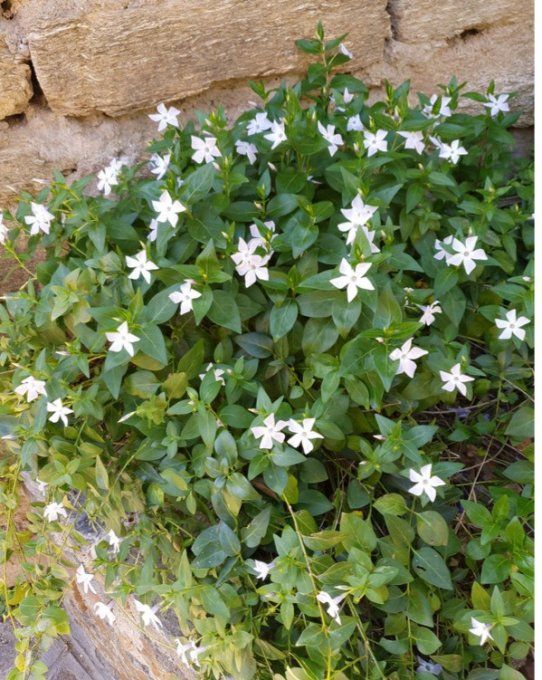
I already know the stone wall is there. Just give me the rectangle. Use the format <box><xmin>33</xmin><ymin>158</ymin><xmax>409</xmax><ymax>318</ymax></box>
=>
<box><xmin>0</xmin><ymin>0</ymin><xmax>534</xmax><ymax>206</ymax></box>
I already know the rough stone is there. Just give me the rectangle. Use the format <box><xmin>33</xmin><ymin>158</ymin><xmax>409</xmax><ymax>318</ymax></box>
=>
<box><xmin>389</xmin><ymin>0</ymin><xmax>533</xmax><ymax>42</ymax></box>
<box><xmin>0</xmin><ymin>43</ymin><xmax>33</xmax><ymax>120</ymax></box>
<box><xmin>26</xmin><ymin>0</ymin><xmax>389</xmax><ymax>117</ymax></box>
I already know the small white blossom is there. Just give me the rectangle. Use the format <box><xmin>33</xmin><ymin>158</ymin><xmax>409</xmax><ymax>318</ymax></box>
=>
<box><xmin>438</xmin><ymin>139</ymin><xmax>467</xmax><ymax>164</ymax></box>
<box><xmin>0</xmin><ymin>215</ymin><xmax>8</xmax><ymax>244</ymax></box>
<box><xmin>389</xmin><ymin>338</ymin><xmax>428</xmax><ymax>378</ymax></box>
<box><xmin>126</xmin><ymin>249</ymin><xmax>159</xmax><ymax>284</ymax></box>
<box><xmin>134</xmin><ymin>600</ymin><xmax>163</xmax><ymax>631</ymax></box>
<box><xmin>264</xmin><ymin>119</ymin><xmax>287</xmax><ymax>149</ymax></box>
<box><xmin>317</xmin><ymin>122</ymin><xmax>343</xmax><ymax>156</ymax></box>
<box><xmin>152</xmin><ymin>190</ymin><xmax>186</xmax><ymax>228</ymax></box>
<box><xmin>347</xmin><ymin>114</ymin><xmax>364</xmax><ymax>132</ymax></box>
<box><xmin>495</xmin><ymin>309</ymin><xmax>530</xmax><ymax>341</ymax></box>
<box><xmin>235</xmin><ymin>139</ymin><xmax>258</xmax><ymax>165</ymax></box>
<box><xmin>169</xmin><ymin>280</ymin><xmax>201</xmax><ymax>315</ymax></box>
<box><xmin>176</xmin><ymin>640</ymin><xmax>205</xmax><ymax>668</ymax></box>
<box><xmin>191</xmin><ymin>135</ymin><xmax>221</xmax><ymax>164</ymax></box>
<box><xmin>149</xmin><ymin>153</ymin><xmax>171</xmax><ymax>180</ymax></box>
<box><xmin>417</xmin><ymin>657</ymin><xmax>443</xmax><ymax>676</ymax></box>
<box><xmin>339</xmin><ymin>43</ymin><xmax>353</xmax><ymax>59</ymax></box>
<box><xmin>97</xmin><ymin>159</ymin><xmax>123</xmax><ymax>196</ymax></box>
<box><xmin>398</xmin><ymin>130</ymin><xmax>425</xmax><ymax>154</ymax></box>
<box><xmin>44</xmin><ymin>501</ymin><xmax>67</xmax><ymax>523</ymax></box>
<box><xmin>330</xmin><ymin>258</ymin><xmax>374</xmax><ymax>302</ymax></box>
<box><xmin>287</xmin><ymin>418</ymin><xmax>324</xmax><ymax>454</ymax></box>
<box><xmin>423</xmin><ymin>94</ymin><xmax>452</xmax><ymax>118</ymax></box>
<box><xmin>433</xmin><ymin>235</ymin><xmax>454</xmax><ymax>263</ymax></box>
<box><xmin>199</xmin><ymin>363</ymin><xmax>225</xmax><ymax>385</ymax></box>
<box><xmin>248</xmin><ymin>220</ymin><xmax>275</xmax><ymax>250</ymax></box>
<box><xmin>317</xmin><ymin>591</ymin><xmax>346</xmax><ymax>625</ymax></box>
<box><xmin>232</xmin><ymin>238</ymin><xmax>271</xmax><ymax>287</ymax></box>
<box><xmin>106</xmin><ymin>322</ymin><xmax>140</xmax><ymax>357</ymax></box>
<box><xmin>440</xmin><ymin>363</ymin><xmax>474</xmax><ymax>397</ymax></box>
<box><xmin>247</xmin><ymin>112</ymin><xmax>273</xmax><ymax>136</ymax></box>
<box><xmin>148</xmin><ymin>102</ymin><xmax>180</xmax><ymax>131</ymax></box>
<box><xmin>15</xmin><ymin>376</ymin><xmax>47</xmax><ymax>402</ymax></box>
<box><xmin>483</xmin><ymin>93</ymin><xmax>509</xmax><ymax>117</ymax></box>
<box><xmin>106</xmin><ymin>529</ymin><xmax>121</xmax><ymax>555</ymax></box>
<box><xmin>342</xmin><ymin>88</ymin><xmax>354</xmax><ymax>104</ymax></box>
<box><xmin>253</xmin><ymin>560</ymin><xmax>274</xmax><ymax>580</ymax></box>
<box><xmin>46</xmin><ymin>398</ymin><xmax>73</xmax><ymax>427</ymax></box>
<box><xmin>338</xmin><ymin>195</ymin><xmax>378</xmax><ymax>247</ymax></box>
<box><xmin>417</xmin><ymin>301</ymin><xmax>442</xmax><ymax>326</ymax></box>
<box><xmin>251</xmin><ymin>414</ymin><xmax>288</xmax><ymax>450</ymax></box>
<box><xmin>147</xmin><ymin>218</ymin><xmax>159</xmax><ymax>242</ymax></box>
<box><xmin>76</xmin><ymin>564</ymin><xmax>96</xmax><ymax>595</ymax></box>
<box><xmin>469</xmin><ymin>617</ymin><xmax>493</xmax><ymax>645</ymax></box>
<box><xmin>408</xmin><ymin>464</ymin><xmax>445</xmax><ymax>502</ymax></box>
<box><xmin>93</xmin><ymin>601</ymin><xmax>116</xmax><ymax>626</ymax></box>
<box><xmin>25</xmin><ymin>202</ymin><xmax>54</xmax><ymax>236</ymax></box>
<box><xmin>363</xmin><ymin>129</ymin><xmax>388</xmax><ymax>157</ymax></box>
<box><xmin>447</xmin><ymin>236</ymin><xmax>487</xmax><ymax>275</ymax></box>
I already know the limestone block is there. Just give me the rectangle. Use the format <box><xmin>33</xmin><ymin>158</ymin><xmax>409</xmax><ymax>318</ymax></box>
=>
<box><xmin>0</xmin><ymin>55</ymin><xmax>33</xmax><ymax>120</ymax></box>
<box><xmin>26</xmin><ymin>0</ymin><xmax>389</xmax><ymax>117</ymax></box>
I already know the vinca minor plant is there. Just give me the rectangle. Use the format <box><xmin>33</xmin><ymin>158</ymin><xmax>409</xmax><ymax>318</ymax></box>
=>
<box><xmin>0</xmin><ymin>24</ymin><xmax>534</xmax><ymax>680</ymax></box>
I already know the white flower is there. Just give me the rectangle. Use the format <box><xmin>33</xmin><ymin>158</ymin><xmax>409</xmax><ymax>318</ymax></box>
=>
<box><xmin>235</xmin><ymin>139</ymin><xmax>258</xmax><ymax>165</ymax></box>
<box><xmin>317</xmin><ymin>122</ymin><xmax>343</xmax><ymax>156</ymax></box>
<box><xmin>251</xmin><ymin>414</ymin><xmax>288</xmax><ymax>450</ymax></box>
<box><xmin>233</xmin><ymin>247</ymin><xmax>270</xmax><ymax>288</ymax></box>
<box><xmin>247</xmin><ymin>112</ymin><xmax>273</xmax><ymax>136</ymax></box>
<box><xmin>483</xmin><ymin>93</ymin><xmax>509</xmax><ymax>117</ymax></box>
<box><xmin>389</xmin><ymin>339</ymin><xmax>428</xmax><ymax>378</ymax></box>
<box><xmin>36</xmin><ymin>478</ymin><xmax>48</xmax><ymax>495</ymax></box>
<box><xmin>134</xmin><ymin>600</ymin><xmax>163</xmax><ymax>631</ymax></box>
<box><xmin>253</xmin><ymin>560</ymin><xmax>274</xmax><ymax>580</ymax></box>
<box><xmin>97</xmin><ymin>159</ymin><xmax>123</xmax><ymax>196</ymax></box>
<box><xmin>44</xmin><ymin>502</ymin><xmax>67</xmax><ymax>523</ymax></box>
<box><xmin>347</xmin><ymin>114</ymin><xmax>364</xmax><ymax>132</ymax></box>
<box><xmin>46</xmin><ymin>398</ymin><xmax>73</xmax><ymax>427</ymax></box>
<box><xmin>398</xmin><ymin>130</ymin><xmax>425</xmax><ymax>155</ymax></box>
<box><xmin>330</xmin><ymin>258</ymin><xmax>374</xmax><ymax>302</ymax></box>
<box><xmin>423</xmin><ymin>94</ymin><xmax>452</xmax><ymax>118</ymax></box>
<box><xmin>126</xmin><ymin>249</ymin><xmax>159</xmax><ymax>284</ymax></box>
<box><xmin>337</xmin><ymin>195</ymin><xmax>378</xmax><ymax>247</ymax></box>
<box><xmin>93</xmin><ymin>601</ymin><xmax>116</xmax><ymax>626</ymax></box>
<box><xmin>469</xmin><ymin>617</ymin><xmax>493</xmax><ymax>645</ymax></box>
<box><xmin>152</xmin><ymin>190</ymin><xmax>186</xmax><ymax>228</ymax></box>
<box><xmin>447</xmin><ymin>236</ymin><xmax>487</xmax><ymax>275</ymax></box>
<box><xmin>25</xmin><ymin>202</ymin><xmax>54</xmax><ymax>236</ymax></box>
<box><xmin>287</xmin><ymin>418</ymin><xmax>324</xmax><ymax>454</ymax></box>
<box><xmin>417</xmin><ymin>657</ymin><xmax>443</xmax><ymax>676</ymax></box>
<box><xmin>438</xmin><ymin>139</ymin><xmax>467</xmax><ymax>164</ymax></box>
<box><xmin>191</xmin><ymin>135</ymin><xmax>221</xmax><ymax>164</ymax></box>
<box><xmin>248</xmin><ymin>220</ymin><xmax>275</xmax><ymax>250</ymax></box>
<box><xmin>76</xmin><ymin>564</ymin><xmax>96</xmax><ymax>595</ymax></box>
<box><xmin>264</xmin><ymin>119</ymin><xmax>287</xmax><ymax>149</ymax></box>
<box><xmin>363</xmin><ymin>130</ymin><xmax>388</xmax><ymax>157</ymax></box>
<box><xmin>495</xmin><ymin>309</ymin><xmax>530</xmax><ymax>341</ymax></box>
<box><xmin>169</xmin><ymin>280</ymin><xmax>201</xmax><ymax>315</ymax></box>
<box><xmin>198</xmin><ymin>363</ymin><xmax>225</xmax><ymax>385</ymax></box>
<box><xmin>433</xmin><ymin>235</ymin><xmax>454</xmax><ymax>263</ymax></box>
<box><xmin>175</xmin><ymin>640</ymin><xmax>205</xmax><ymax>668</ymax></box>
<box><xmin>339</xmin><ymin>43</ymin><xmax>353</xmax><ymax>59</ymax></box>
<box><xmin>147</xmin><ymin>218</ymin><xmax>159</xmax><ymax>242</ymax></box>
<box><xmin>342</xmin><ymin>88</ymin><xmax>354</xmax><ymax>104</ymax></box>
<box><xmin>106</xmin><ymin>322</ymin><xmax>140</xmax><ymax>357</ymax></box>
<box><xmin>417</xmin><ymin>301</ymin><xmax>442</xmax><ymax>326</ymax></box>
<box><xmin>148</xmin><ymin>102</ymin><xmax>180</xmax><ymax>132</ymax></box>
<box><xmin>317</xmin><ymin>591</ymin><xmax>346</xmax><ymax>625</ymax></box>
<box><xmin>0</xmin><ymin>215</ymin><xmax>8</xmax><ymax>244</ymax></box>
<box><xmin>106</xmin><ymin>529</ymin><xmax>121</xmax><ymax>555</ymax></box>
<box><xmin>15</xmin><ymin>376</ymin><xmax>47</xmax><ymax>402</ymax></box>
<box><xmin>440</xmin><ymin>363</ymin><xmax>474</xmax><ymax>397</ymax></box>
<box><xmin>408</xmin><ymin>464</ymin><xmax>445</xmax><ymax>502</ymax></box>
<box><xmin>149</xmin><ymin>153</ymin><xmax>171</xmax><ymax>180</ymax></box>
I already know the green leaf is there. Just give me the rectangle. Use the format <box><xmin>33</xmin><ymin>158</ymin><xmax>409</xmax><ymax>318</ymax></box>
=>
<box><xmin>207</xmin><ymin>290</ymin><xmax>242</xmax><ymax>333</ymax></box>
<box><xmin>412</xmin><ymin>547</ymin><xmax>453</xmax><ymax>590</ymax></box>
<box><xmin>270</xmin><ymin>299</ymin><xmax>298</xmax><ymax>340</ymax></box>
<box><xmin>242</xmin><ymin>507</ymin><xmax>272</xmax><ymax>548</ymax></box>
<box><xmin>417</xmin><ymin>511</ymin><xmax>448</xmax><ymax>546</ymax></box>
<box><xmin>505</xmin><ymin>406</ymin><xmax>533</xmax><ymax>440</ymax></box>
<box><xmin>95</xmin><ymin>455</ymin><xmax>109</xmax><ymax>491</ymax></box>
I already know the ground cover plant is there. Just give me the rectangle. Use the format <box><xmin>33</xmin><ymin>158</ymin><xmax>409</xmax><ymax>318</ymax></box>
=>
<box><xmin>0</xmin><ymin>25</ymin><xmax>534</xmax><ymax>680</ymax></box>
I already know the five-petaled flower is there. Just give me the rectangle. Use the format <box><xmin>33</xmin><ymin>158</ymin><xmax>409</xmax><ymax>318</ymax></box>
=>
<box><xmin>438</xmin><ymin>140</ymin><xmax>468</xmax><ymax>165</ymax></box>
<box><xmin>25</xmin><ymin>202</ymin><xmax>54</xmax><ymax>236</ymax></box>
<box><xmin>191</xmin><ymin>135</ymin><xmax>221</xmax><ymax>164</ymax></box>
<box><xmin>97</xmin><ymin>160</ymin><xmax>121</xmax><ymax>196</ymax></box>
<box><xmin>408</xmin><ymin>464</ymin><xmax>445</xmax><ymax>502</ymax></box>
<box><xmin>495</xmin><ymin>309</ymin><xmax>530</xmax><ymax>341</ymax></box>
<box><xmin>247</xmin><ymin>112</ymin><xmax>272</xmax><ymax>136</ymax></box>
<box><xmin>76</xmin><ymin>564</ymin><xmax>96</xmax><ymax>594</ymax></box>
<box><xmin>483</xmin><ymin>93</ymin><xmax>509</xmax><ymax>117</ymax></box>
<box><xmin>317</xmin><ymin>591</ymin><xmax>346</xmax><ymax>625</ymax></box>
<box><xmin>447</xmin><ymin>236</ymin><xmax>487</xmax><ymax>275</ymax></box>
<box><xmin>417</xmin><ymin>301</ymin><xmax>442</xmax><ymax>326</ymax></box>
<box><xmin>423</xmin><ymin>94</ymin><xmax>452</xmax><ymax>118</ymax></box>
<box><xmin>149</xmin><ymin>153</ymin><xmax>171</xmax><ymax>180</ymax></box>
<box><xmin>287</xmin><ymin>418</ymin><xmax>324</xmax><ymax>454</ymax></box>
<box><xmin>398</xmin><ymin>130</ymin><xmax>425</xmax><ymax>155</ymax></box>
<box><xmin>231</xmin><ymin>238</ymin><xmax>271</xmax><ymax>288</ymax></box>
<box><xmin>440</xmin><ymin>363</ymin><xmax>474</xmax><ymax>397</ymax></box>
<box><xmin>148</xmin><ymin>102</ymin><xmax>180</xmax><ymax>131</ymax></box>
<box><xmin>347</xmin><ymin>114</ymin><xmax>364</xmax><ymax>132</ymax></box>
<box><xmin>251</xmin><ymin>414</ymin><xmax>288</xmax><ymax>449</ymax></box>
<box><xmin>106</xmin><ymin>529</ymin><xmax>121</xmax><ymax>555</ymax></box>
<box><xmin>47</xmin><ymin>398</ymin><xmax>73</xmax><ymax>427</ymax></box>
<box><xmin>264</xmin><ymin>119</ymin><xmax>287</xmax><ymax>149</ymax></box>
<box><xmin>433</xmin><ymin>235</ymin><xmax>454</xmax><ymax>263</ymax></box>
<box><xmin>126</xmin><ymin>249</ymin><xmax>159</xmax><ymax>284</ymax></box>
<box><xmin>152</xmin><ymin>190</ymin><xmax>186</xmax><ymax>227</ymax></box>
<box><xmin>15</xmin><ymin>376</ymin><xmax>47</xmax><ymax>402</ymax></box>
<box><xmin>389</xmin><ymin>338</ymin><xmax>428</xmax><ymax>378</ymax></box>
<box><xmin>94</xmin><ymin>601</ymin><xmax>116</xmax><ymax>626</ymax></box>
<box><xmin>134</xmin><ymin>600</ymin><xmax>163</xmax><ymax>631</ymax></box>
<box><xmin>317</xmin><ymin>122</ymin><xmax>343</xmax><ymax>156</ymax></box>
<box><xmin>331</xmin><ymin>258</ymin><xmax>374</xmax><ymax>302</ymax></box>
<box><xmin>198</xmin><ymin>363</ymin><xmax>225</xmax><ymax>385</ymax></box>
<box><xmin>169</xmin><ymin>280</ymin><xmax>201</xmax><ymax>315</ymax></box>
<box><xmin>44</xmin><ymin>501</ymin><xmax>67</xmax><ymax>523</ymax></box>
<box><xmin>253</xmin><ymin>560</ymin><xmax>275</xmax><ymax>580</ymax></box>
<box><xmin>469</xmin><ymin>617</ymin><xmax>493</xmax><ymax>645</ymax></box>
<box><xmin>338</xmin><ymin>195</ymin><xmax>378</xmax><ymax>247</ymax></box>
<box><xmin>235</xmin><ymin>139</ymin><xmax>258</xmax><ymax>164</ymax></box>
<box><xmin>106</xmin><ymin>322</ymin><xmax>140</xmax><ymax>357</ymax></box>
<box><xmin>176</xmin><ymin>639</ymin><xmax>205</xmax><ymax>668</ymax></box>
<box><xmin>363</xmin><ymin>129</ymin><xmax>388</xmax><ymax>156</ymax></box>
